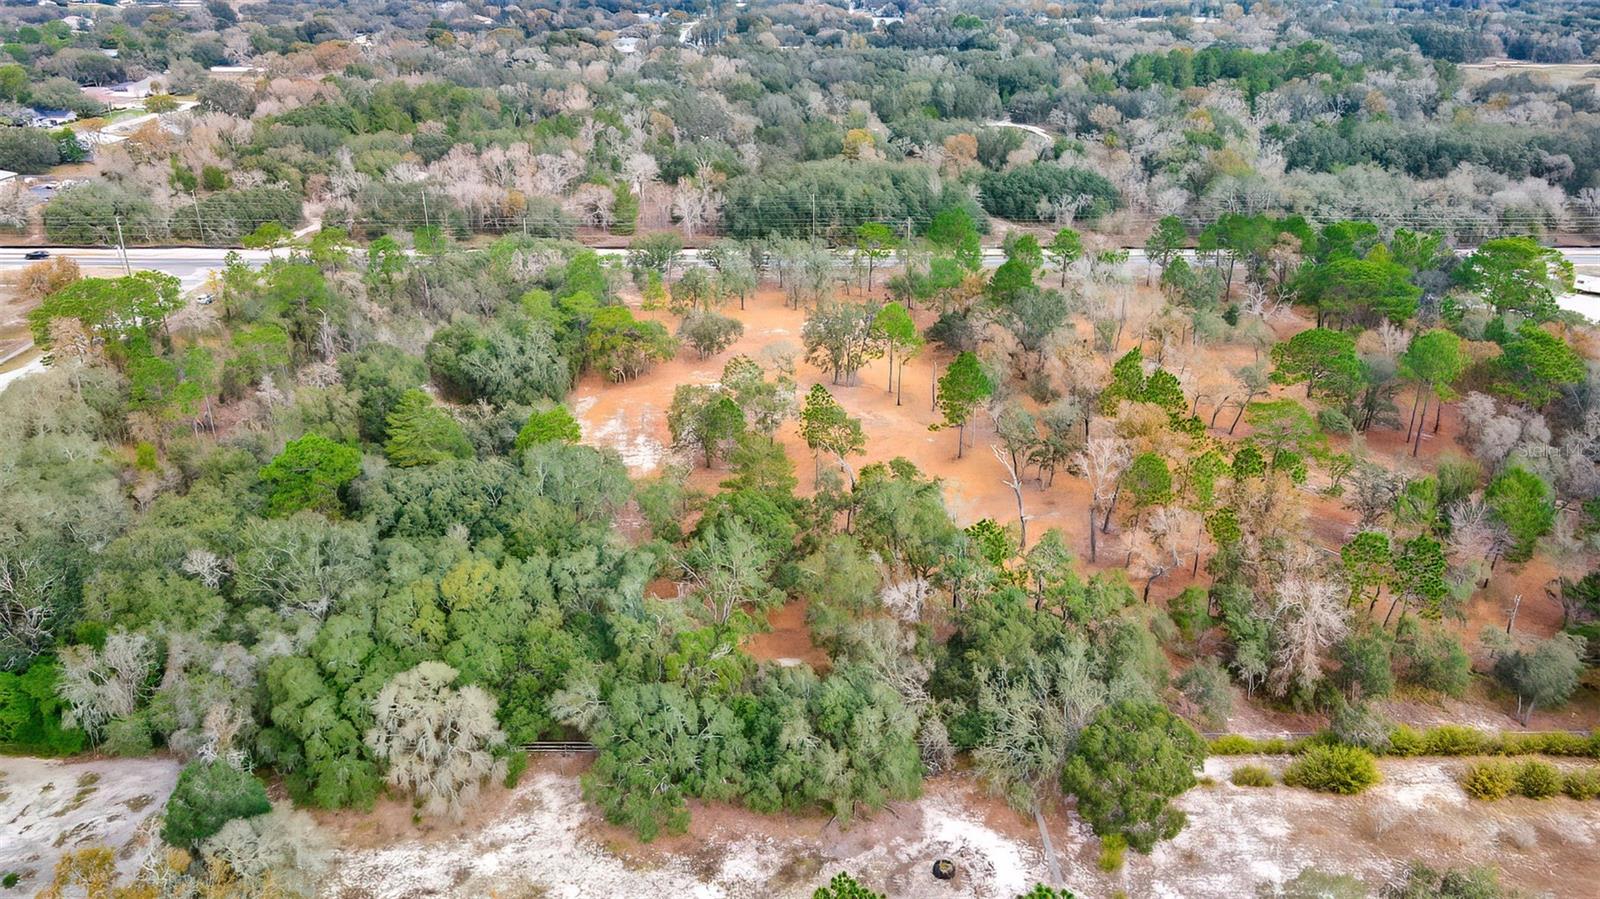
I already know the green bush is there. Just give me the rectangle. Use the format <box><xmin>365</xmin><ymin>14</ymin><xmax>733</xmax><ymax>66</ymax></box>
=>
<box><xmin>102</xmin><ymin>715</ymin><xmax>154</xmax><ymax>757</ymax></box>
<box><xmin>1460</xmin><ymin>761</ymin><xmax>1517</xmax><ymax>800</ymax></box>
<box><xmin>1209</xmin><ymin>734</ymin><xmax>1257</xmax><ymax>755</ymax></box>
<box><xmin>1422</xmin><ymin>725</ymin><xmax>1488</xmax><ymax>756</ymax></box>
<box><xmin>1097</xmin><ymin>833</ymin><xmax>1126</xmax><ymax>872</ymax></box>
<box><xmin>1499</xmin><ymin>730</ymin><xmax>1592</xmax><ymax>757</ymax></box>
<box><xmin>135</xmin><ymin>441</ymin><xmax>159</xmax><ymax>471</ymax></box>
<box><xmin>161</xmin><ymin>760</ymin><xmax>271</xmax><ymax>849</ymax></box>
<box><xmin>0</xmin><ymin>660</ymin><xmax>86</xmax><ymax>756</ymax></box>
<box><xmin>1515</xmin><ymin>760</ymin><xmax>1562</xmax><ymax>799</ymax></box>
<box><xmin>1208</xmin><ymin>734</ymin><xmax>1303</xmax><ymax>755</ymax></box>
<box><xmin>1316</xmin><ymin>408</ymin><xmax>1354</xmax><ymax>435</ymax></box>
<box><xmin>1562</xmin><ymin>767</ymin><xmax>1600</xmax><ymax>800</ymax></box>
<box><xmin>1386</xmin><ymin>725</ymin><xmax>1425</xmax><ymax>757</ymax></box>
<box><xmin>1283</xmin><ymin>745</ymin><xmax>1380</xmax><ymax>795</ymax></box>
<box><xmin>504</xmin><ymin>750</ymin><xmax>529</xmax><ymax>788</ymax></box>
<box><xmin>1230</xmin><ymin>764</ymin><xmax>1275</xmax><ymax>787</ymax></box>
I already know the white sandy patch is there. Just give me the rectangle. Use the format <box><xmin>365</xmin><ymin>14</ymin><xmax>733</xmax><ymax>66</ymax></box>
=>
<box><xmin>583</xmin><ymin>405</ymin><xmax>666</xmax><ymax>473</ymax></box>
<box><xmin>325</xmin><ymin>773</ymin><xmax>720</xmax><ymax>898</ymax></box>
<box><xmin>325</xmin><ymin>758</ymin><xmax>1600</xmax><ymax>898</ymax></box>
<box><xmin>325</xmin><ymin>771</ymin><xmax>1048</xmax><ymax>899</ymax></box>
<box><xmin>0</xmin><ymin>755</ymin><xmax>180</xmax><ymax>895</ymax></box>
<box><xmin>909</xmin><ymin>795</ymin><xmax>1045</xmax><ymax>897</ymax></box>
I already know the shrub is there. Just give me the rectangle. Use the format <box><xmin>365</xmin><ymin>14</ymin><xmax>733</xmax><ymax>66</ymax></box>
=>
<box><xmin>102</xmin><ymin>715</ymin><xmax>153</xmax><ymax>757</ymax></box>
<box><xmin>135</xmin><ymin>441</ymin><xmax>159</xmax><ymax>471</ymax></box>
<box><xmin>1209</xmin><ymin>734</ymin><xmax>1257</xmax><ymax>755</ymax></box>
<box><xmin>1097</xmin><ymin>833</ymin><xmax>1126</xmax><ymax>872</ymax></box>
<box><xmin>1330</xmin><ymin>701</ymin><xmax>1391</xmax><ymax>752</ymax></box>
<box><xmin>1396</xmin><ymin>626</ymin><xmax>1472</xmax><ymax>697</ymax></box>
<box><xmin>1422</xmin><ymin>725</ymin><xmax>1488</xmax><ymax>756</ymax></box>
<box><xmin>1230</xmin><ymin>764</ymin><xmax>1275</xmax><ymax>787</ymax></box>
<box><xmin>1386</xmin><ymin>862</ymin><xmax>1508</xmax><ymax>898</ymax></box>
<box><xmin>1562</xmin><ymin>767</ymin><xmax>1600</xmax><ymax>800</ymax></box>
<box><xmin>1460</xmin><ymin>761</ymin><xmax>1517</xmax><ymax>800</ymax></box>
<box><xmin>813</xmin><ymin>872</ymin><xmax>885</xmax><ymax>899</ymax></box>
<box><xmin>1387</xmin><ymin>725</ymin><xmax>1425</xmax><ymax>757</ymax></box>
<box><xmin>1515</xmin><ymin>760</ymin><xmax>1562</xmax><ymax>799</ymax></box>
<box><xmin>1283</xmin><ymin>745</ymin><xmax>1380</xmax><ymax>795</ymax></box>
<box><xmin>1317</xmin><ymin>408</ymin><xmax>1354</xmax><ymax>435</ymax></box>
<box><xmin>0</xmin><ymin>660</ymin><xmax>87</xmax><ymax>755</ymax></box>
<box><xmin>504</xmin><ymin>750</ymin><xmax>529</xmax><ymax>789</ymax></box>
<box><xmin>162</xmin><ymin>760</ymin><xmax>271</xmax><ymax>849</ymax></box>
<box><xmin>1208</xmin><ymin>734</ymin><xmax>1303</xmax><ymax>755</ymax></box>
<box><xmin>1177</xmin><ymin>658</ymin><xmax>1232</xmax><ymax>730</ymax></box>
<box><xmin>1499</xmin><ymin>730</ymin><xmax>1590</xmax><ymax>757</ymax></box>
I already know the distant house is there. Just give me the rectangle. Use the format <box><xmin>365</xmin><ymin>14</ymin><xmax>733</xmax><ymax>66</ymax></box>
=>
<box><xmin>28</xmin><ymin>108</ymin><xmax>76</xmax><ymax>128</ymax></box>
<box><xmin>81</xmin><ymin>76</ymin><xmax>157</xmax><ymax>108</ymax></box>
<box><xmin>208</xmin><ymin>65</ymin><xmax>261</xmax><ymax>77</ymax></box>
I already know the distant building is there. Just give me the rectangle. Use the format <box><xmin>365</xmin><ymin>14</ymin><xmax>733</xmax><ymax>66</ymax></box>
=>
<box><xmin>81</xmin><ymin>76</ymin><xmax>158</xmax><ymax>108</ymax></box>
<box><xmin>0</xmin><ymin>170</ymin><xmax>17</xmax><ymax>185</ymax></box>
<box><xmin>28</xmin><ymin>108</ymin><xmax>76</xmax><ymax>128</ymax></box>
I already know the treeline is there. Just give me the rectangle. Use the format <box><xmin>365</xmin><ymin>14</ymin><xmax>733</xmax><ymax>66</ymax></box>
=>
<box><xmin>1118</xmin><ymin>42</ymin><xmax>1359</xmax><ymax>98</ymax></box>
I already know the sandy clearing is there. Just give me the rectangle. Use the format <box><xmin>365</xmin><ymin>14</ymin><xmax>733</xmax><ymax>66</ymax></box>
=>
<box><xmin>321</xmin><ymin>755</ymin><xmax>1600</xmax><ymax>898</ymax></box>
<box><xmin>0</xmin><ymin>754</ymin><xmax>179</xmax><ymax>895</ymax></box>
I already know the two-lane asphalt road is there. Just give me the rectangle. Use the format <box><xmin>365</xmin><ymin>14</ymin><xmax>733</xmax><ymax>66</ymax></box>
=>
<box><xmin>6</xmin><ymin>244</ymin><xmax>1600</xmax><ymax>280</ymax></box>
<box><xmin>0</xmin><ymin>247</ymin><xmax>275</xmax><ymax>292</ymax></box>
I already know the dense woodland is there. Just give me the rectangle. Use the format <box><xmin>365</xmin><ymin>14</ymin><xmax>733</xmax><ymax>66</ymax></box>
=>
<box><xmin>3</xmin><ymin>0</ymin><xmax>1600</xmax><ymax>243</ymax></box>
<box><xmin>3</xmin><ymin>1</ymin><xmax>1600</xmax><ymax>898</ymax></box>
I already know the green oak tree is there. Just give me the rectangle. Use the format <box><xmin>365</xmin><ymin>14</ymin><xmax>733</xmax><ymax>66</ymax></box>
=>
<box><xmin>1061</xmin><ymin>700</ymin><xmax>1205</xmax><ymax>853</ymax></box>
<box><xmin>260</xmin><ymin>433</ymin><xmax>362</xmax><ymax>517</ymax></box>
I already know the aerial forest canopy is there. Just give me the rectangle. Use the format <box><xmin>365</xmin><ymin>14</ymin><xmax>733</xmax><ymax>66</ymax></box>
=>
<box><xmin>2</xmin><ymin>1</ymin><xmax>1600</xmax><ymax>897</ymax></box>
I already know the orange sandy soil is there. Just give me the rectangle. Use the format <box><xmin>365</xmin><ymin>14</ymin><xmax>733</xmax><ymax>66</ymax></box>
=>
<box><xmin>571</xmin><ymin>279</ymin><xmax>1597</xmax><ymax>729</ymax></box>
<box><xmin>573</xmin><ymin>283</ymin><xmax>1274</xmax><ymax>587</ymax></box>
<box><xmin>744</xmin><ymin>597</ymin><xmax>831</xmax><ymax>671</ymax></box>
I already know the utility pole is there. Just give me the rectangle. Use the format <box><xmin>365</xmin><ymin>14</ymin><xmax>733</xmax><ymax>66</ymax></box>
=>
<box><xmin>190</xmin><ymin>190</ymin><xmax>208</xmax><ymax>246</ymax></box>
<box><xmin>113</xmin><ymin>214</ymin><xmax>131</xmax><ymax>275</ymax></box>
<box><xmin>809</xmin><ymin>192</ymin><xmax>816</xmax><ymax>241</ymax></box>
<box><xmin>417</xmin><ymin>181</ymin><xmax>434</xmax><ymax>312</ymax></box>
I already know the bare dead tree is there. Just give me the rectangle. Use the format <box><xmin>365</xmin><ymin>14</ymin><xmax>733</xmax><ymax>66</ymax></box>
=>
<box><xmin>992</xmin><ymin>444</ymin><xmax>1031</xmax><ymax>549</ymax></box>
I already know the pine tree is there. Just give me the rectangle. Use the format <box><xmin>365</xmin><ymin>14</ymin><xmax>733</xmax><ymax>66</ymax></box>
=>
<box><xmin>383</xmin><ymin>390</ymin><xmax>474</xmax><ymax>467</ymax></box>
<box><xmin>935</xmin><ymin>351</ymin><xmax>993</xmax><ymax>458</ymax></box>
